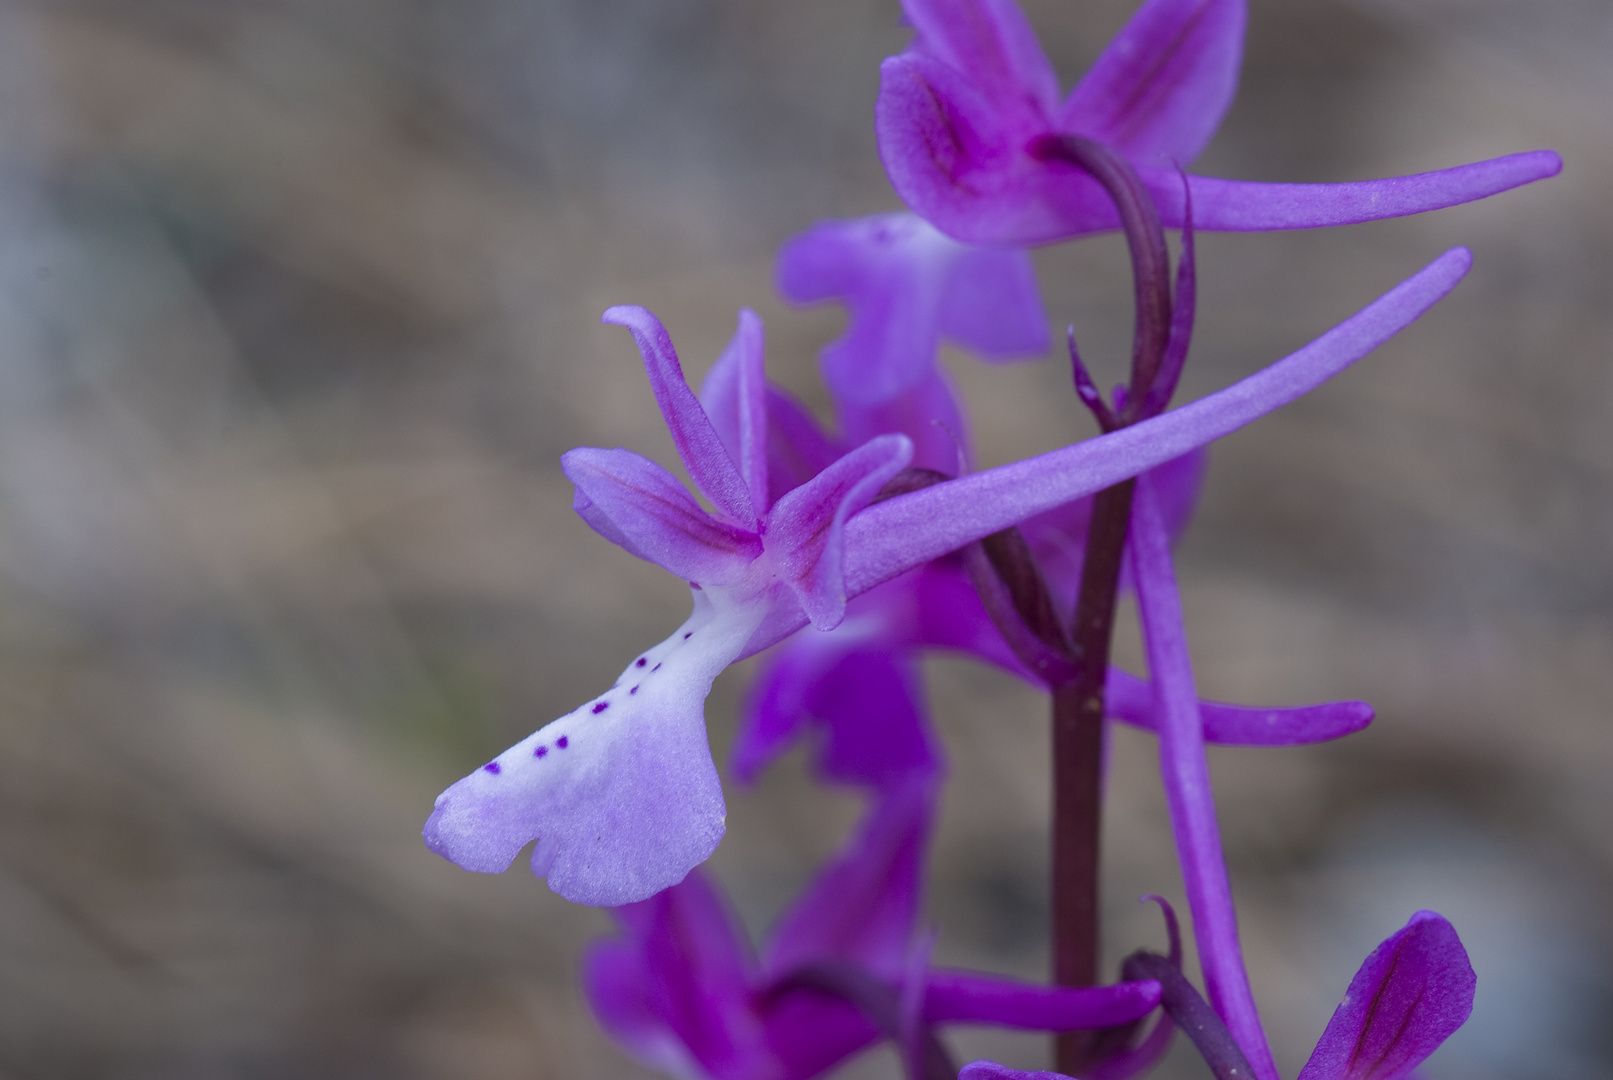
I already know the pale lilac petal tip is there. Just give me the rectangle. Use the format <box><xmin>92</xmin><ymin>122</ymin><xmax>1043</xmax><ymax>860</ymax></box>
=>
<box><xmin>1296</xmin><ymin>912</ymin><xmax>1476</xmax><ymax>1080</ymax></box>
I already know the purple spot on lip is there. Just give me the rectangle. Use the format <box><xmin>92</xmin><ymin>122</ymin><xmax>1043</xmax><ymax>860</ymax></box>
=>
<box><xmin>683</xmin><ymin>632</ymin><xmax>693</xmax><ymax>640</ymax></box>
<box><xmin>635</xmin><ymin>657</ymin><xmax>647</xmax><ymax>668</ymax></box>
<box><xmin>534</xmin><ymin>745</ymin><xmax>547</xmax><ymax>758</ymax></box>
<box><xmin>591</xmin><ymin>701</ymin><xmax>609</xmax><ymax>714</ymax></box>
<box><xmin>557</xmin><ymin>736</ymin><xmax>569</xmax><ymax>749</ymax></box>
<box><xmin>483</xmin><ymin>761</ymin><xmax>501</xmax><ymax>774</ymax></box>
<box><xmin>652</xmin><ymin>662</ymin><xmax>662</xmax><ymax>672</ymax></box>
<box><xmin>630</xmin><ymin>685</ymin><xmax>639</xmax><ymax>695</ymax></box>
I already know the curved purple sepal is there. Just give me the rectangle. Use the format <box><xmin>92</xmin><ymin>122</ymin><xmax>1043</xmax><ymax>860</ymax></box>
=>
<box><xmin>1107</xmin><ymin>668</ymin><xmax>1373</xmax><ymax>746</ymax></box>
<box><xmin>925</xmin><ymin>970</ymin><xmax>1160</xmax><ymax>1030</ymax></box>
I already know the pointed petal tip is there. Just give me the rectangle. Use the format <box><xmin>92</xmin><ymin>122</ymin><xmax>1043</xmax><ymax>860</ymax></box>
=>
<box><xmin>602</xmin><ymin>304</ymin><xmax>657</xmax><ymax>330</ymax></box>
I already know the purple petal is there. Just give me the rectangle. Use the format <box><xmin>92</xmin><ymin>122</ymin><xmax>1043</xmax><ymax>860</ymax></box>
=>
<box><xmin>1106</xmin><ymin>667</ymin><xmax>1373</xmax><ymax>746</ymax></box>
<box><xmin>699</xmin><ymin>309</ymin><xmax>771</xmax><ymax>515</ymax></box>
<box><xmin>583</xmin><ymin>870</ymin><xmax>767</xmax><ymax>1079</ymax></box>
<box><xmin>562</xmin><ymin>447</ymin><xmax>761</xmax><ymax>585</ymax></box>
<box><xmin>1129</xmin><ymin>475</ymin><xmax>1278</xmax><ymax>1080</ymax></box>
<box><xmin>936</xmin><ymin>240</ymin><xmax>1049</xmax><ymax>360</ymax></box>
<box><xmin>762</xmin><ymin>996</ymin><xmax>881</xmax><ymax>1080</ymax></box>
<box><xmin>602</xmin><ymin>305</ymin><xmax>758</xmax><ymax>528</ymax></box>
<box><xmin>763</xmin><ymin>777</ymin><xmax>935</xmax><ymax>982</ymax></box>
<box><xmin>769</xmin><ymin>434</ymin><xmax>914</xmax><ymax>629</ymax></box>
<box><xmin>840</xmin><ymin>368</ymin><xmax>973</xmax><ymax>477</ymax></box>
<box><xmin>1296</xmin><ymin>912</ymin><xmax>1476</xmax><ymax>1080</ymax></box>
<box><xmin>840</xmin><ymin>249</ymin><xmax>1471</xmax><ymax>600</ymax></box>
<box><xmin>423</xmin><ymin>591</ymin><xmax>761</xmax><ymax>906</ymax></box>
<box><xmin>1061</xmin><ymin>0</ymin><xmax>1245</xmax><ymax>168</ymax></box>
<box><xmin>900</xmin><ymin>0</ymin><xmax>1060</xmax><ymax>130</ymax></box>
<box><xmin>766</xmin><ymin>386</ymin><xmax>843</xmax><ymax>503</ymax></box>
<box><xmin>924</xmin><ymin>970</ymin><xmax>1161</xmax><ymax>1030</ymax></box>
<box><xmin>1141</xmin><ymin>152</ymin><xmax>1564</xmax><ymax>232</ymax></box>
<box><xmin>780</xmin><ymin>214</ymin><xmax>1046</xmax><ymax>407</ymax></box>
<box><xmin>732</xmin><ymin>641</ymin><xmax>941</xmax><ymax>789</ymax></box>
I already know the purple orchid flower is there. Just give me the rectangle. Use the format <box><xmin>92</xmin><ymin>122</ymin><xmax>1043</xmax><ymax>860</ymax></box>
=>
<box><xmin>876</xmin><ymin>0</ymin><xmax>1562</xmax><ymax>245</ymax></box>
<box><xmin>777</xmin><ymin>212</ymin><xmax>1049</xmax><ymax>406</ymax></box>
<box><xmin>423</xmin><ymin>246</ymin><xmax>1469</xmax><ymax>907</ymax></box>
<box><xmin>586</xmin><ymin>776</ymin><xmax>1163</xmax><ymax>1080</ymax></box>
<box><xmin>731</xmin><ymin>375</ymin><xmax>1367</xmax><ymax>796</ymax></box>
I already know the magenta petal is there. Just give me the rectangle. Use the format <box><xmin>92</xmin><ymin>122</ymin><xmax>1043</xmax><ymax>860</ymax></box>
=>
<box><xmin>936</xmin><ymin>241</ymin><xmax>1049</xmax><ymax>360</ymax></box>
<box><xmin>769</xmin><ymin>434</ymin><xmax>914</xmax><ymax>630</ymax></box>
<box><xmin>766</xmin><ymin>386</ymin><xmax>843</xmax><ymax>504</ymax></box>
<box><xmin>876</xmin><ymin>53</ymin><xmax>1054</xmax><ymax>245</ymax></box>
<box><xmin>1061</xmin><ymin>0</ymin><xmax>1245</xmax><ymax>167</ymax></box>
<box><xmin>924</xmin><ymin>970</ymin><xmax>1161</xmax><ymax>1030</ymax></box>
<box><xmin>699</xmin><ymin>309</ymin><xmax>771</xmax><ymax>514</ymax></box>
<box><xmin>1296</xmin><ymin>912</ymin><xmax>1476</xmax><ymax>1080</ymax></box>
<box><xmin>840</xmin><ymin>368</ymin><xmax>973</xmax><ymax>477</ymax></box>
<box><xmin>1130</xmin><ymin>476</ymin><xmax>1278</xmax><ymax>1080</ymax></box>
<box><xmin>901</xmin><ymin>0</ymin><xmax>1060</xmax><ymax>129</ymax></box>
<box><xmin>764</xmin><ymin>777</ymin><xmax>935</xmax><ymax>982</ymax></box>
<box><xmin>562</xmin><ymin>447</ymin><xmax>761</xmax><ymax>584</ymax></box>
<box><xmin>583</xmin><ymin>871</ymin><xmax>767</xmax><ymax>1080</ymax></box>
<box><xmin>841</xmin><ymin>249</ymin><xmax>1471</xmax><ymax>599</ymax></box>
<box><xmin>762</xmin><ymin>996</ymin><xmax>881</xmax><ymax>1080</ymax></box>
<box><xmin>603</xmin><ymin>305</ymin><xmax>758</xmax><ymax>527</ymax></box>
<box><xmin>1106</xmin><ymin>667</ymin><xmax>1374</xmax><ymax>746</ymax></box>
<box><xmin>1141</xmin><ymin>151</ymin><xmax>1564</xmax><ymax>232</ymax></box>
<box><xmin>423</xmin><ymin>592</ymin><xmax>760</xmax><ymax>906</ymax></box>
<box><xmin>779</xmin><ymin>213</ymin><xmax>1046</xmax><ymax>407</ymax></box>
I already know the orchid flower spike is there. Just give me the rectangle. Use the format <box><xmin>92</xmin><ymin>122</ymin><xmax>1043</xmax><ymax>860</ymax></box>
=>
<box><xmin>586</xmin><ymin>777</ymin><xmax>1163</xmax><ymax>1080</ymax></box>
<box><xmin>877</xmin><ymin>0</ymin><xmax>1562</xmax><ymax>244</ymax></box>
<box><xmin>424</xmin><ymin>246</ymin><xmax>1470</xmax><ymax>907</ymax></box>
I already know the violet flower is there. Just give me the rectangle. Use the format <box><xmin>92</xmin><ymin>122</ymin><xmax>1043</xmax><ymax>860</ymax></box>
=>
<box><xmin>423</xmin><ymin>246</ymin><xmax>1468</xmax><ymax>907</ymax></box>
<box><xmin>776</xmin><ymin>212</ymin><xmax>1048</xmax><ymax>406</ymax></box>
<box><xmin>586</xmin><ymin>777</ymin><xmax>1163</xmax><ymax>1080</ymax></box>
<box><xmin>876</xmin><ymin>0</ymin><xmax>1562</xmax><ymax>245</ymax></box>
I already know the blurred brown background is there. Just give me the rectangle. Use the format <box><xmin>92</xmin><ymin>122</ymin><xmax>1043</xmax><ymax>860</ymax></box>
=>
<box><xmin>0</xmin><ymin>0</ymin><xmax>1604</xmax><ymax>1077</ymax></box>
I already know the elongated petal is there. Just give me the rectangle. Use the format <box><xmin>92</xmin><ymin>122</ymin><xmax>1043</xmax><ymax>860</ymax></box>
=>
<box><xmin>1130</xmin><ymin>475</ymin><xmax>1278</xmax><ymax>1080</ymax></box>
<box><xmin>770</xmin><ymin>434</ymin><xmax>914</xmax><ymax>629</ymax></box>
<box><xmin>1296</xmin><ymin>912</ymin><xmax>1475</xmax><ymax>1080</ymax></box>
<box><xmin>562</xmin><ymin>447</ymin><xmax>761</xmax><ymax>585</ymax></box>
<box><xmin>603</xmin><ymin>305</ymin><xmax>758</xmax><ymax>527</ymax></box>
<box><xmin>1062</xmin><ymin>0</ymin><xmax>1245</xmax><ymax>167</ymax></box>
<box><xmin>960</xmin><ymin>1062</ymin><xmax>1064</xmax><ymax>1080</ymax></box>
<box><xmin>764</xmin><ymin>777</ymin><xmax>935</xmax><ymax>982</ymax></box>
<box><xmin>1141</xmin><ymin>151</ymin><xmax>1564</xmax><ymax>232</ymax></box>
<box><xmin>423</xmin><ymin>590</ymin><xmax>761</xmax><ymax>905</ymax></box>
<box><xmin>699</xmin><ymin>309</ymin><xmax>771</xmax><ymax>514</ymax></box>
<box><xmin>839</xmin><ymin>249</ymin><xmax>1470</xmax><ymax>601</ymax></box>
<box><xmin>900</xmin><ymin>0</ymin><xmax>1060</xmax><ymax>129</ymax></box>
<box><xmin>1107</xmin><ymin>667</ymin><xmax>1373</xmax><ymax>745</ymax></box>
<box><xmin>925</xmin><ymin>971</ymin><xmax>1161</xmax><ymax>1030</ymax></box>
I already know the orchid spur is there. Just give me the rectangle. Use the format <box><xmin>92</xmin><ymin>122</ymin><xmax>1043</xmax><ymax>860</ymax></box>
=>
<box><xmin>876</xmin><ymin>0</ymin><xmax>1562</xmax><ymax>245</ymax></box>
<box><xmin>423</xmin><ymin>244</ymin><xmax>1470</xmax><ymax>908</ymax></box>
